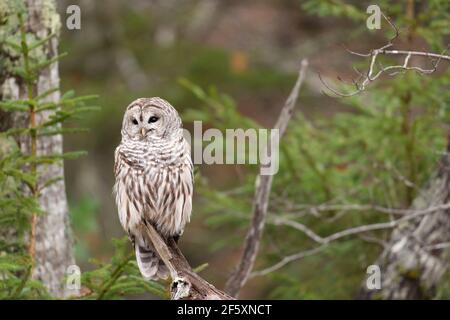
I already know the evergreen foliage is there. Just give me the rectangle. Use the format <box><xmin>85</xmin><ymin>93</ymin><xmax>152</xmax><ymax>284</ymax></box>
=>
<box><xmin>0</xmin><ymin>7</ymin><xmax>165</xmax><ymax>299</ymax></box>
<box><xmin>182</xmin><ymin>0</ymin><xmax>450</xmax><ymax>299</ymax></box>
<box><xmin>1</xmin><ymin>0</ymin><xmax>449</xmax><ymax>300</ymax></box>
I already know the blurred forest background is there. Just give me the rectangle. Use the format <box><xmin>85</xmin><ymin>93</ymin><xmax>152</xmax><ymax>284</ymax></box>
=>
<box><xmin>1</xmin><ymin>0</ymin><xmax>449</xmax><ymax>299</ymax></box>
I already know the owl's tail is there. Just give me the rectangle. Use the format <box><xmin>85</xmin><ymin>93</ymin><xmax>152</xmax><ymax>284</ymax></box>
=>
<box><xmin>135</xmin><ymin>243</ymin><xmax>169</xmax><ymax>280</ymax></box>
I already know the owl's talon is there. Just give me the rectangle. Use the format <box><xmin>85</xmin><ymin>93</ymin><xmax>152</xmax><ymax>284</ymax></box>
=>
<box><xmin>171</xmin><ymin>276</ymin><xmax>191</xmax><ymax>300</ymax></box>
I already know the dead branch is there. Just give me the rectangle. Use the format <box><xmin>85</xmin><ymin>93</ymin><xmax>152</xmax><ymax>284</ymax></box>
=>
<box><xmin>281</xmin><ymin>202</ymin><xmax>450</xmax><ymax>217</ymax></box>
<box><xmin>320</xmin><ymin>12</ymin><xmax>449</xmax><ymax>97</ymax></box>
<box><xmin>250</xmin><ymin>203</ymin><xmax>450</xmax><ymax>277</ymax></box>
<box><xmin>250</xmin><ymin>246</ymin><xmax>326</xmax><ymax>278</ymax></box>
<box><xmin>143</xmin><ymin>223</ymin><xmax>234</xmax><ymax>300</ymax></box>
<box><xmin>225</xmin><ymin>59</ymin><xmax>309</xmax><ymax>297</ymax></box>
<box><xmin>425</xmin><ymin>242</ymin><xmax>450</xmax><ymax>250</ymax></box>
<box><xmin>272</xmin><ymin>203</ymin><xmax>450</xmax><ymax>245</ymax></box>
<box><xmin>357</xmin><ymin>234</ymin><xmax>388</xmax><ymax>248</ymax></box>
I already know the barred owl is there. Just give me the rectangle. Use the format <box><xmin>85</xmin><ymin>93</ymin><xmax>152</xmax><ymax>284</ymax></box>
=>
<box><xmin>113</xmin><ymin>97</ymin><xmax>193</xmax><ymax>280</ymax></box>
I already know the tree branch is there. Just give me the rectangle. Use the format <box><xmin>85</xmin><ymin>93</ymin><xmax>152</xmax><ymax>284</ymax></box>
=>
<box><xmin>225</xmin><ymin>59</ymin><xmax>309</xmax><ymax>297</ymax></box>
<box><xmin>249</xmin><ymin>203</ymin><xmax>450</xmax><ymax>277</ymax></box>
<box><xmin>142</xmin><ymin>223</ymin><xmax>234</xmax><ymax>300</ymax></box>
<box><xmin>250</xmin><ymin>246</ymin><xmax>325</xmax><ymax>278</ymax></box>
<box><xmin>320</xmin><ymin>12</ymin><xmax>449</xmax><ymax>97</ymax></box>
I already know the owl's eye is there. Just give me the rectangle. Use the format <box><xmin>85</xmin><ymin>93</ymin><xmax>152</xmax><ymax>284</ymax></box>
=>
<box><xmin>148</xmin><ymin>116</ymin><xmax>159</xmax><ymax>123</ymax></box>
<box><xmin>132</xmin><ymin>118</ymin><xmax>138</xmax><ymax>125</ymax></box>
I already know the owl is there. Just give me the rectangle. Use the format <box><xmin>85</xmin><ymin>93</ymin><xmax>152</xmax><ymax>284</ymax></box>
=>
<box><xmin>113</xmin><ymin>97</ymin><xmax>193</xmax><ymax>280</ymax></box>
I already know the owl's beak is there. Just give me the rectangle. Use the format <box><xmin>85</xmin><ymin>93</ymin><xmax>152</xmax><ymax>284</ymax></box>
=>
<box><xmin>141</xmin><ymin>128</ymin><xmax>146</xmax><ymax>137</ymax></box>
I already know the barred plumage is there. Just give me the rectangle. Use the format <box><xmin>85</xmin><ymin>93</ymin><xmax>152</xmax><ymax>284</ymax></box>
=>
<box><xmin>113</xmin><ymin>97</ymin><xmax>193</xmax><ymax>280</ymax></box>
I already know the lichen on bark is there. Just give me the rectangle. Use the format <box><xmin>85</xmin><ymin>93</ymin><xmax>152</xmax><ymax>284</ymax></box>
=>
<box><xmin>0</xmin><ymin>0</ymin><xmax>75</xmax><ymax>297</ymax></box>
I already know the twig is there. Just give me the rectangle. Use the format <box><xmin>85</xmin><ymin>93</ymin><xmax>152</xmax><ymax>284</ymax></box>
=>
<box><xmin>320</xmin><ymin>12</ymin><xmax>449</xmax><ymax>97</ymax></box>
<box><xmin>273</xmin><ymin>203</ymin><xmax>450</xmax><ymax>245</ymax></box>
<box><xmin>358</xmin><ymin>234</ymin><xmax>387</xmax><ymax>248</ymax></box>
<box><xmin>257</xmin><ymin>203</ymin><xmax>450</xmax><ymax>276</ymax></box>
<box><xmin>283</xmin><ymin>202</ymin><xmax>450</xmax><ymax>217</ymax></box>
<box><xmin>380</xmin><ymin>50</ymin><xmax>450</xmax><ymax>61</ymax></box>
<box><xmin>425</xmin><ymin>242</ymin><xmax>450</xmax><ymax>251</ymax></box>
<box><xmin>250</xmin><ymin>246</ymin><xmax>326</xmax><ymax>278</ymax></box>
<box><xmin>225</xmin><ymin>59</ymin><xmax>309</xmax><ymax>297</ymax></box>
<box><xmin>142</xmin><ymin>223</ymin><xmax>233</xmax><ymax>300</ymax></box>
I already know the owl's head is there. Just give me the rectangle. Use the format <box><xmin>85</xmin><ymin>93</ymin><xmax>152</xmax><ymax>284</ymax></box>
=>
<box><xmin>121</xmin><ymin>97</ymin><xmax>182</xmax><ymax>141</ymax></box>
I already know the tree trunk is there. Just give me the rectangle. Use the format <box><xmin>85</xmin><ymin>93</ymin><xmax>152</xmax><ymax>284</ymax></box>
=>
<box><xmin>0</xmin><ymin>0</ymin><xmax>75</xmax><ymax>297</ymax></box>
<box><xmin>359</xmin><ymin>143</ymin><xmax>450</xmax><ymax>299</ymax></box>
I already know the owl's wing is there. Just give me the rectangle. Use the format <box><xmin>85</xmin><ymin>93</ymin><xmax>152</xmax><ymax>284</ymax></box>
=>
<box><xmin>114</xmin><ymin>149</ymin><xmax>168</xmax><ymax>280</ymax></box>
<box><xmin>170</xmin><ymin>140</ymin><xmax>194</xmax><ymax>235</ymax></box>
<box><xmin>184</xmin><ymin>136</ymin><xmax>194</xmax><ymax>183</ymax></box>
<box><xmin>115</xmin><ymin>145</ymin><xmax>145</xmax><ymax>175</ymax></box>
<box><xmin>114</xmin><ymin>145</ymin><xmax>147</xmax><ymax>231</ymax></box>
<box><xmin>114</xmin><ymin>146</ymin><xmax>122</xmax><ymax>177</ymax></box>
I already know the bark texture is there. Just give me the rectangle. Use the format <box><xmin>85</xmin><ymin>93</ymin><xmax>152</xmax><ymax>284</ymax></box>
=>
<box><xmin>0</xmin><ymin>0</ymin><xmax>75</xmax><ymax>297</ymax></box>
<box><xmin>359</xmin><ymin>143</ymin><xmax>450</xmax><ymax>299</ymax></box>
<box><xmin>144</xmin><ymin>224</ymin><xmax>233</xmax><ymax>300</ymax></box>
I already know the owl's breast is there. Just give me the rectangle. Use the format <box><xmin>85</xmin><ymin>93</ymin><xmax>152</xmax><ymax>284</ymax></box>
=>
<box><xmin>114</xmin><ymin>137</ymin><xmax>193</xmax><ymax>238</ymax></box>
<box><xmin>141</xmin><ymin>161</ymin><xmax>193</xmax><ymax>236</ymax></box>
<box><xmin>114</xmin><ymin>161</ymin><xmax>192</xmax><ymax>238</ymax></box>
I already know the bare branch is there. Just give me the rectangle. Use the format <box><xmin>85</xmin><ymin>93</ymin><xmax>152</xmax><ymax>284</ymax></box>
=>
<box><xmin>251</xmin><ymin>203</ymin><xmax>450</xmax><ymax>277</ymax></box>
<box><xmin>273</xmin><ymin>203</ymin><xmax>450</xmax><ymax>245</ymax></box>
<box><xmin>382</xmin><ymin>49</ymin><xmax>450</xmax><ymax>62</ymax></box>
<box><xmin>225</xmin><ymin>59</ymin><xmax>309</xmax><ymax>297</ymax></box>
<box><xmin>283</xmin><ymin>203</ymin><xmax>450</xmax><ymax>217</ymax></box>
<box><xmin>358</xmin><ymin>234</ymin><xmax>388</xmax><ymax>248</ymax></box>
<box><xmin>425</xmin><ymin>242</ymin><xmax>450</xmax><ymax>250</ymax></box>
<box><xmin>321</xmin><ymin>13</ymin><xmax>449</xmax><ymax>97</ymax></box>
<box><xmin>250</xmin><ymin>246</ymin><xmax>326</xmax><ymax>278</ymax></box>
<box><xmin>142</xmin><ymin>223</ymin><xmax>234</xmax><ymax>300</ymax></box>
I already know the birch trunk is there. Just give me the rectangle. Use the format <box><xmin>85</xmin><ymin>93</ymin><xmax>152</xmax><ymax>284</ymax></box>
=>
<box><xmin>0</xmin><ymin>0</ymin><xmax>75</xmax><ymax>297</ymax></box>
